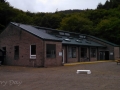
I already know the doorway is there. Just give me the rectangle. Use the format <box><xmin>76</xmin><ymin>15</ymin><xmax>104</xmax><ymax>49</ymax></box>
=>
<box><xmin>100</xmin><ymin>51</ymin><xmax>104</xmax><ymax>60</ymax></box>
<box><xmin>105</xmin><ymin>51</ymin><xmax>109</xmax><ymax>60</ymax></box>
<box><xmin>99</xmin><ymin>51</ymin><xmax>109</xmax><ymax>60</ymax></box>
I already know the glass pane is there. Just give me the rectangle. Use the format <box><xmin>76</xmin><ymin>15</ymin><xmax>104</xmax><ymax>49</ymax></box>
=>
<box><xmin>31</xmin><ymin>45</ymin><xmax>36</xmax><ymax>55</ymax></box>
<box><xmin>46</xmin><ymin>44</ymin><xmax>56</xmax><ymax>58</ymax></box>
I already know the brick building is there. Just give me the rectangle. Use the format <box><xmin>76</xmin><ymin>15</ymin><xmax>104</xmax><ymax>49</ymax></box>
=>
<box><xmin>0</xmin><ymin>22</ymin><xmax>119</xmax><ymax>67</ymax></box>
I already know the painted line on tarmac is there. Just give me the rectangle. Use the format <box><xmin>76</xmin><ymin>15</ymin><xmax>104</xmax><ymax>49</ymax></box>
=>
<box><xmin>64</xmin><ymin>60</ymin><xmax>114</xmax><ymax>66</ymax></box>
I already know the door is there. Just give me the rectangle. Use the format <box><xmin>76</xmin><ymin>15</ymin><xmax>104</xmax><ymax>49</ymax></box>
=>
<box><xmin>100</xmin><ymin>51</ymin><xmax>109</xmax><ymax>60</ymax></box>
<box><xmin>105</xmin><ymin>51</ymin><xmax>109</xmax><ymax>60</ymax></box>
<box><xmin>100</xmin><ymin>51</ymin><xmax>105</xmax><ymax>60</ymax></box>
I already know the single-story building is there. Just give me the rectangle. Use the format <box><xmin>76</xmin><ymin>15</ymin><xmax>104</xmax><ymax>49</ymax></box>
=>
<box><xmin>0</xmin><ymin>22</ymin><xmax>119</xmax><ymax>67</ymax></box>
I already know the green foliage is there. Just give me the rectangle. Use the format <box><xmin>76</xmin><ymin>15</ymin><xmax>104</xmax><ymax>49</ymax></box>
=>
<box><xmin>60</xmin><ymin>14</ymin><xmax>93</xmax><ymax>34</ymax></box>
<box><xmin>96</xmin><ymin>17</ymin><xmax>120</xmax><ymax>44</ymax></box>
<box><xmin>0</xmin><ymin>0</ymin><xmax>120</xmax><ymax>45</ymax></box>
<box><xmin>97</xmin><ymin>0</ymin><xmax>120</xmax><ymax>9</ymax></box>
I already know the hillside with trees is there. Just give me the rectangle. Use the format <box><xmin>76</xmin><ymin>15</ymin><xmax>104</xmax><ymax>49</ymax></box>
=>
<box><xmin>0</xmin><ymin>0</ymin><xmax>120</xmax><ymax>45</ymax></box>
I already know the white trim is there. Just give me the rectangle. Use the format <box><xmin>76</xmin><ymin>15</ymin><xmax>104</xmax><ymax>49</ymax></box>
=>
<box><xmin>30</xmin><ymin>55</ymin><xmax>36</xmax><ymax>59</ymax></box>
<box><xmin>30</xmin><ymin>45</ymin><xmax>36</xmax><ymax>59</ymax></box>
<box><xmin>62</xmin><ymin>49</ymin><xmax>64</xmax><ymax>63</ymax></box>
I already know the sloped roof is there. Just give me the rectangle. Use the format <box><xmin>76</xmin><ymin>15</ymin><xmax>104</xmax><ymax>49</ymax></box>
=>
<box><xmin>11</xmin><ymin>22</ymin><xmax>61</xmax><ymax>41</ymax></box>
<box><xmin>88</xmin><ymin>35</ymin><xmax>119</xmax><ymax>47</ymax></box>
<box><xmin>10</xmin><ymin>22</ymin><xmax>118</xmax><ymax>47</ymax></box>
<box><xmin>51</xmin><ymin>35</ymin><xmax>105</xmax><ymax>47</ymax></box>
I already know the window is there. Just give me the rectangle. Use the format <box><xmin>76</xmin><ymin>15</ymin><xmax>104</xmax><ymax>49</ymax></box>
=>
<box><xmin>30</xmin><ymin>45</ymin><xmax>36</xmax><ymax>59</ymax></box>
<box><xmin>76</xmin><ymin>40</ymin><xmax>82</xmax><ymax>43</ymax></box>
<box><xmin>0</xmin><ymin>51</ymin><xmax>2</xmax><ymax>56</ymax></box>
<box><xmin>68</xmin><ymin>47</ymin><xmax>76</xmax><ymax>58</ymax></box>
<box><xmin>79</xmin><ymin>35</ymin><xmax>86</xmax><ymax>39</ymax></box>
<box><xmin>64</xmin><ymin>39</ymin><xmax>71</xmax><ymax>42</ymax></box>
<box><xmin>91</xmin><ymin>48</ymin><xmax>96</xmax><ymax>57</ymax></box>
<box><xmin>65</xmin><ymin>33</ymin><xmax>70</xmax><ymax>36</ymax></box>
<box><xmin>46</xmin><ymin>44</ymin><xmax>56</xmax><ymax>58</ymax></box>
<box><xmin>2</xmin><ymin>47</ymin><xmax>6</xmax><ymax>56</ymax></box>
<box><xmin>81</xmin><ymin>48</ymin><xmax>87</xmax><ymax>58</ymax></box>
<box><xmin>59</xmin><ymin>32</ymin><xmax>64</xmax><ymax>35</ymax></box>
<box><xmin>14</xmin><ymin>46</ymin><xmax>19</xmax><ymax>60</ymax></box>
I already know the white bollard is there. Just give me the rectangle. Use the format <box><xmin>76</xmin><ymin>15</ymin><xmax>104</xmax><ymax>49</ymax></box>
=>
<box><xmin>76</xmin><ymin>70</ymin><xmax>91</xmax><ymax>74</ymax></box>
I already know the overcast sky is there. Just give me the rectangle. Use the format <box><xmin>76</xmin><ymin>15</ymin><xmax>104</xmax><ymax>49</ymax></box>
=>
<box><xmin>6</xmin><ymin>0</ymin><xmax>106</xmax><ymax>12</ymax></box>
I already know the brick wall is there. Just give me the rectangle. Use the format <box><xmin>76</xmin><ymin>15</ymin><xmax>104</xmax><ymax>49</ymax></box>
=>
<box><xmin>44</xmin><ymin>41</ymin><xmax>63</xmax><ymax>67</ymax></box>
<box><xmin>0</xmin><ymin>24</ymin><xmax>61</xmax><ymax>67</ymax></box>
<box><xmin>88</xmin><ymin>37</ymin><xmax>115</xmax><ymax>60</ymax></box>
<box><xmin>62</xmin><ymin>45</ymin><xmax>79</xmax><ymax>63</ymax></box>
<box><xmin>114</xmin><ymin>47</ymin><xmax>120</xmax><ymax>60</ymax></box>
<box><xmin>62</xmin><ymin>45</ymin><xmax>98</xmax><ymax>63</ymax></box>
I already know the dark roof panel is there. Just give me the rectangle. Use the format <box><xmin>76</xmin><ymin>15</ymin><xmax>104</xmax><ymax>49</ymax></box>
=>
<box><xmin>10</xmin><ymin>22</ymin><xmax>118</xmax><ymax>47</ymax></box>
<box><xmin>11</xmin><ymin>22</ymin><xmax>61</xmax><ymax>41</ymax></box>
<box><xmin>52</xmin><ymin>35</ymin><xmax>105</xmax><ymax>47</ymax></box>
<box><xmin>88</xmin><ymin>35</ymin><xmax>119</xmax><ymax>47</ymax></box>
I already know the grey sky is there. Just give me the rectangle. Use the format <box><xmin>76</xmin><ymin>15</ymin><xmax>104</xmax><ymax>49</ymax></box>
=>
<box><xmin>6</xmin><ymin>0</ymin><xmax>106</xmax><ymax>12</ymax></box>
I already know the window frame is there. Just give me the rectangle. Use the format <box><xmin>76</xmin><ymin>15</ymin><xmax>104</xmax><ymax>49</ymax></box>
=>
<box><xmin>30</xmin><ymin>45</ymin><xmax>36</xmax><ymax>59</ymax></box>
<box><xmin>68</xmin><ymin>46</ymin><xmax>76</xmax><ymax>58</ymax></box>
<box><xmin>14</xmin><ymin>46</ymin><xmax>19</xmax><ymax>60</ymax></box>
<box><xmin>81</xmin><ymin>47</ymin><xmax>87</xmax><ymax>58</ymax></box>
<box><xmin>91</xmin><ymin>48</ymin><xmax>96</xmax><ymax>58</ymax></box>
<box><xmin>2</xmin><ymin>47</ymin><xmax>6</xmax><ymax>56</ymax></box>
<box><xmin>46</xmin><ymin>44</ymin><xmax>56</xmax><ymax>58</ymax></box>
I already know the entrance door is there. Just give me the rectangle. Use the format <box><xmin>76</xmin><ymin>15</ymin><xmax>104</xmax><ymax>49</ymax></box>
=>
<box><xmin>105</xmin><ymin>51</ymin><xmax>109</xmax><ymax>60</ymax></box>
<box><xmin>100</xmin><ymin>51</ymin><xmax>109</xmax><ymax>60</ymax></box>
<box><xmin>100</xmin><ymin>51</ymin><xmax>104</xmax><ymax>60</ymax></box>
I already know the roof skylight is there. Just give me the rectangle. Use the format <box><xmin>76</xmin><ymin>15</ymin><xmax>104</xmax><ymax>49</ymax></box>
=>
<box><xmin>79</xmin><ymin>35</ymin><xmax>86</xmax><ymax>39</ymax></box>
<box><xmin>55</xmin><ymin>35</ymin><xmax>62</xmax><ymax>38</ymax></box>
<box><xmin>59</xmin><ymin>32</ymin><xmax>64</xmax><ymax>35</ymax></box>
<box><xmin>64</xmin><ymin>39</ymin><xmax>71</xmax><ymax>42</ymax></box>
<box><xmin>76</xmin><ymin>40</ymin><xmax>82</xmax><ymax>43</ymax></box>
<box><xmin>86</xmin><ymin>40</ymin><xmax>91</xmax><ymax>44</ymax></box>
<box><xmin>65</xmin><ymin>33</ymin><xmax>70</xmax><ymax>36</ymax></box>
<box><xmin>69</xmin><ymin>37</ymin><xmax>73</xmax><ymax>39</ymax></box>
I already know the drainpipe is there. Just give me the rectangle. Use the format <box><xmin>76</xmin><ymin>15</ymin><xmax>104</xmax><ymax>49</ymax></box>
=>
<box><xmin>62</xmin><ymin>49</ymin><xmax>64</xmax><ymax>64</ymax></box>
<box><xmin>89</xmin><ymin>47</ymin><xmax>90</xmax><ymax>61</ymax></box>
<box><xmin>33</xmin><ymin>60</ymin><xmax>34</xmax><ymax>67</ymax></box>
<box><xmin>78</xmin><ymin>46</ymin><xmax>80</xmax><ymax>62</ymax></box>
<box><xmin>43</xmin><ymin>40</ymin><xmax>45</xmax><ymax>67</ymax></box>
<box><xmin>66</xmin><ymin>45</ymin><xmax>68</xmax><ymax>63</ymax></box>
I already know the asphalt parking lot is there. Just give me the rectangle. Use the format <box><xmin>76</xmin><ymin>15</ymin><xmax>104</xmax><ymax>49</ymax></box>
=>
<box><xmin>0</xmin><ymin>61</ymin><xmax>120</xmax><ymax>90</ymax></box>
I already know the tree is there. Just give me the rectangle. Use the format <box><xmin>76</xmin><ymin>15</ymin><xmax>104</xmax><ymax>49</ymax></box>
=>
<box><xmin>0</xmin><ymin>0</ymin><xmax>6</xmax><ymax>3</ymax></box>
<box><xmin>59</xmin><ymin>15</ymin><xmax>93</xmax><ymax>34</ymax></box>
<box><xmin>96</xmin><ymin>17</ymin><xmax>120</xmax><ymax>44</ymax></box>
<box><xmin>97</xmin><ymin>3</ymin><xmax>103</xmax><ymax>9</ymax></box>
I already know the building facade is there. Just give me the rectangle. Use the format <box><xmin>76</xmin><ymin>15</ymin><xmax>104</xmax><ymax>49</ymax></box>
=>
<box><xmin>0</xmin><ymin>22</ymin><xmax>119</xmax><ymax>67</ymax></box>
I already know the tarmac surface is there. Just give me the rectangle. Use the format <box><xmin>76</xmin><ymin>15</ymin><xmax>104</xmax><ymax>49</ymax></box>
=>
<box><xmin>0</xmin><ymin>61</ymin><xmax>120</xmax><ymax>90</ymax></box>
